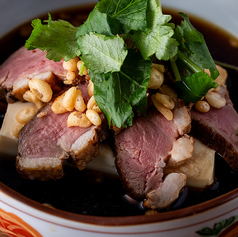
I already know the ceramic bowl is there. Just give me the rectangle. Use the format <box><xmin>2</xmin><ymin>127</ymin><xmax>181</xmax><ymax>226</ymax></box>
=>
<box><xmin>0</xmin><ymin>1</ymin><xmax>238</xmax><ymax>236</ymax></box>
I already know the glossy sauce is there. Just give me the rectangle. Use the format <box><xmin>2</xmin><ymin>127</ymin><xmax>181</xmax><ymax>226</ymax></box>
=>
<box><xmin>0</xmin><ymin>4</ymin><xmax>238</xmax><ymax>216</ymax></box>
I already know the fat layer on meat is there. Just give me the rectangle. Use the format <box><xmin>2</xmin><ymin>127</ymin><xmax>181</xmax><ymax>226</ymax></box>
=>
<box><xmin>0</xmin><ymin>46</ymin><xmax>67</xmax><ymax>102</ymax></box>
<box><xmin>17</xmin><ymin>83</ymin><xmax>108</xmax><ymax>181</ymax></box>
<box><xmin>115</xmin><ymin>102</ymin><xmax>193</xmax><ymax>209</ymax></box>
<box><xmin>143</xmin><ymin>173</ymin><xmax>187</xmax><ymax>209</ymax></box>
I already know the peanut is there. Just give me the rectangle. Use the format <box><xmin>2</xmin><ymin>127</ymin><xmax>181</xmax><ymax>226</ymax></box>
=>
<box><xmin>75</xmin><ymin>90</ymin><xmax>86</xmax><ymax>112</ymax></box>
<box><xmin>151</xmin><ymin>94</ymin><xmax>173</xmax><ymax>121</ymax></box>
<box><xmin>86</xmin><ymin>110</ymin><xmax>102</xmax><ymax>126</ymax></box>
<box><xmin>148</xmin><ymin>67</ymin><xmax>164</xmax><ymax>89</ymax></box>
<box><xmin>62</xmin><ymin>87</ymin><xmax>78</xmax><ymax>111</ymax></box>
<box><xmin>63</xmin><ymin>57</ymin><xmax>79</xmax><ymax>71</ymax></box>
<box><xmin>87</xmin><ymin>80</ymin><xmax>94</xmax><ymax>97</ymax></box>
<box><xmin>154</xmin><ymin>92</ymin><xmax>175</xmax><ymax>110</ymax></box>
<box><xmin>195</xmin><ymin>100</ymin><xmax>210</xmax><ymax>113</ymax></box>
<box><xmin>205</xmin><ymin>91</ymin><xmax>226</xmax><ymax>109</ymax></box>
<box><xmin>87</xmin><ymin>96</ymin><xmax>101</xmax><ymax>113</ymax></box>
<box><xmin>16</xmin><ymin>107</ymin><xmax>36</xmax><ymax>124</ymax></box>
<box><xmin>28</xmin><ymin>79</ymin><xmax>53</xmax><ymax>103</ymax></box>
<box><xmin>23</xmin><ymin>90</ymin><xmax>44</xmax><ymax>110</ymax></box>
<box><xmin>67</xmin><ymin>111</ymin><xmax>92</xmax><ymax>127</ymax></box>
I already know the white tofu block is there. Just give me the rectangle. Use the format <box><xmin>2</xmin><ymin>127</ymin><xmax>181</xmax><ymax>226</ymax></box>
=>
<box><xmin>164</xmin><ymin>138</ymin><xmax>215</xmax><ymax>189</ymax></box>
<box><xmin>0</xmin><ymin>101</ymin><xmax>117</xmax><ymax>175</ymax></box>
<box><xmin>87</xmin><ymin>142</ymin><xmax>117</xmax><ymax>176</ymax></box>
<box><xmin>0</xmin><ymin>101</ymin><xmax>36</xmax><ymax>157</ymax></box>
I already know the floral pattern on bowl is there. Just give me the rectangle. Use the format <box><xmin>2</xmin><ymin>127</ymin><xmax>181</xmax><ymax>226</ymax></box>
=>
<box><xmin>0</xmin><ymin>207</ymin><xmax>42</xmax><ymax>237</ymax></box>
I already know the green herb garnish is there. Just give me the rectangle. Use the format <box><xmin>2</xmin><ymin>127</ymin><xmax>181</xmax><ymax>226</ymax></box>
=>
<box><xmin>25</xmin><ymin>14</ymin><xmax>80</xmax><ymax>62</ymax></box>
<box><xmin>172</xmin><ymin>12</ymin><xmax>219</xmax><ymax>102</ymax></box>
<box><xmin>25</xmin><ymin>0</ymin><xmax>219</xmax><ymax>127</ymax></box>
<box><xmin>90</xmin><ymin>49</ymin><xmax>152</xmax><ymax>127</ymax></box>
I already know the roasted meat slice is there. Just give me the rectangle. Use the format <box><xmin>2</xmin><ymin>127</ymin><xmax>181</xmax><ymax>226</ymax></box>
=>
<box><xmin>115</xmin><ymin>104</ymin><xmax>193</xmax><ymax>209</ymax></box>
<box><xmin>191</xmin><ymin>85</ymin><xmax>238</xmax><ymax>171</ymax></box>
<box><xmin>16</xmin><ymin>83</ymin><xmax>108</xmax><ymax>181</ymax></box>
<box><xmin>0</xmin><ymin>46</ymin><xmax>67</xmax><ymax>102</ymax></box>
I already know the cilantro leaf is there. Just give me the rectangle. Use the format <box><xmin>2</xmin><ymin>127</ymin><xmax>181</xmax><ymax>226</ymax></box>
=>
<box><xmin>175</xmin><ymin>12</ymin><xmax>219</xmax><ymax>79</ymax></box>
<box><xmin>76</xmin><ymin>7</ymin><xmax>122</xmax><ymax>37</ymax></box>
<box><xmin>90</xmin><ymin>71</ymin><xmax>134</xmax><ymax>128</ymax></box>
<box><xmin>96</xmin><ymin>0</ymin><xmax>148</xmax><ymax>33</ymax></box>
<box><xmin>25</xmin><ymin>14</ymin><xmax>80</xmax><ymax>62</ymax></box>
<box><xmin>174</xmin><ymin>71</ymin><xmax>218</xmax><ymax>103</ymax></box>
<box><xmin>132</xmin><ymin>0</ymin><xmax>178</xmax><ymax>60</ymax></box>
<box><xmin>78</xmin><ymin>32</ymin><xmax>128</xmax><ymax>74</ymax></box>
<box><xmin>24</xmin><ymin>1</ymin><xmax>221</xmax><ymax>128</ymax></box>
<box><xmin>89</xmin><ymin>49</ymin><xmax>152</xmax><ymax>127</ymax></box>
<box><xmin>120</xmin><ymin>49</ymin><xmax>152</xmax><ymax>115</ymax></box>
<box><xmin>171</xmin><ymin>13</ymin><xmax>220</xmax><ymax>103</ymax></box>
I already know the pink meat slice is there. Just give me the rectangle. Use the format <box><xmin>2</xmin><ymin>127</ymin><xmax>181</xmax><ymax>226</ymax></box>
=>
<box><xmin>115</xmin><ymin>105</ymin><xmax>192</xmax><ymax>205</ymax></box>
<box><xmin>16</xmin><ymin>83</ymin><xmax>108</xmax><ymax>181</ymax></box>
<box><xmin>191</xmin><ymin>85</ymin><xmax>238</xmax><ymax>171</ymax></box>
<box><xmin>0</xmin><ymin>46</ymin><xmax>67</xmax><ymax>100</ymax></box>
<box><xmin>115</xmin><ymin>110</ymin><xmax>178</xmax><ymax>199</ymax></box>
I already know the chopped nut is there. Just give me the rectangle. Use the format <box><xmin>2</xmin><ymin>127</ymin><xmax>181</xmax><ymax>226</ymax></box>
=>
<box><xmin>51</xmin><ymin>93</ymin><xmax>68</xmax><ymax>114</ymax></box>
<box><xmin>23</xmin><ymin>90</ymin><xmax>44</xmax><ymax>110</ymax></box>
<box><xmin>152</xmin><ymin>63</ymin><xmax>165</xmax><ymax>73</ymax></box>
<box><xmin>66</xmin><ymin>71</ymin><xmax>76</xmax><ymax>82</ymax></box>
<box><xmin>86</xmin><ymin>110</ymin><xmax>102</xmax><ymax>126</ymax></box>
<box><xmin>28</xmin><ymin>79</ymin><xmax>53</xmax><ymax>103</ymax></box>
<box><xmin>67</xmin><ymin>111</ymin><xmax>92</xmax><ymax>127</ymax></box>
<box><xmin>12</xmin><ymin>124</ymin><xmax>24</xmax><ymax>138</ymax></box>
<box><xmin>87</xmin><ymin>96</ymin><xmax>101</xmax><ymax>113</ymax></box>
<box><xmin>160</xmin><ymin>84</ymin><xmax>177</xmax><ymax>101</ymax></box>
<box><xmin>148</xmin><ymin>67</ymin><xmax>164</xmax><ymax>89</ymax></box>
<box><xmin>87</xmin><ymin>80</ymin><xmax>94</xmax><ymax>97</ymax></box>
<box><xmin>37</xmin><ymin>112</ymin><xmax>48</xmax><ymax>118</ymax></box>
<box><xmin>62</xmin><ymin>87</ymin><xmax>78</xmax><ymax>111</ymax></box>
<box><xmin>205</xmin><ymin>91</ymin><xmax>226</xmax><ymax>109</ymax></box>
<box><xmin>75</xmin><ymin>90</ymin><xmax>86</xmax><ymax>112</ymax></box>
<box><xmin>195</xmin><ymin>101</ymin><xmax>210</xmax><ymax>113</ymax></box>
<box><xmin>154</xmin><ymin>92</ymin><xmax>175</xmax><ymax>110</ymax></box>
<box><xmin>16</xmin><ymin>107</ymin><xmax>36</xmax><ymax>124</ymax></box>
<box><xmin>151</xmin><ymin>94</ymin><xmax>173</xmax><ymax>121</ymax></box>
<box><xmin>63</xmin><ymin>57</ymin><xmax>79</xmax><ymax>71</ymax></box>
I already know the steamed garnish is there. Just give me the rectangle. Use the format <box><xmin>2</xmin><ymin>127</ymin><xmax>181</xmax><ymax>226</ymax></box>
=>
<box><xmin>25</xmin><ymin>0</ymin><xmax>219</xmax><ymax>128</ymax></box>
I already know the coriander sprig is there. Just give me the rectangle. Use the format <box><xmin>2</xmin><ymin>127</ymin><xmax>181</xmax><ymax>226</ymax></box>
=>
<box><xmin>25</xmin><ymin>0</ymin><xmax>219</xmax><ymax>127</ymax></box>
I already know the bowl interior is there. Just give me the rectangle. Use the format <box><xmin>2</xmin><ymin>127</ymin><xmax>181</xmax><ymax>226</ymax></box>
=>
<box><xmin>0</xmin><ymin>3</ymin><xmax>238</xmax><ymax>225</ymax></box>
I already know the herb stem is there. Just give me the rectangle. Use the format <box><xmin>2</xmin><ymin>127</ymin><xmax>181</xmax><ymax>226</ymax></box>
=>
<box><xmin>214</xmin><ymin>60</ymin><xmax>238</xmax><ymax>72</ymax></box>
<box><xmin>170</xmin><ymin>59</ymin><xmax>181</xmax><ymax>81</ymax></box>
<box><xmin>156</xmin><ymin>0</ymin><xmax>161</xmax><ymax>9</ymax></box>
<box><xmin>79</xmin><ymin>61</ymin><xmax>86</xmax><ymax>76</ymax></box>
<box><xmin>177</xmin><ymin>50</ymin><xmax>202</xmax><ymax>73</ymax></box>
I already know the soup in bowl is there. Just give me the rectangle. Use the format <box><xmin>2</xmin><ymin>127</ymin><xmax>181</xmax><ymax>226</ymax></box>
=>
<box><xmin>0</xmin><ymin>1</ymin><xmax>238</xmax><ymax>236</ymax></box>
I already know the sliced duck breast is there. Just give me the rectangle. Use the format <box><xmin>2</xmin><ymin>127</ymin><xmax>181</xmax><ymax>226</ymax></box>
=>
<box><xmin>191</xmin><ymin>85</ymin><xmax>238</xmax><ymax>171</ymax></box>
<box><xmin>0</xmin><ymin>46</ymin><xmax>67</xmax><ymax>102</ymax></box>
<box><xmin>115</xmin><ymin>104</ymin><xmax>193</xmax><ymax>209</ymax></box>
<box><xmin>17</xmin><ymin>83</ymin><xmax>108</xmax><ymax>181</ymax></box>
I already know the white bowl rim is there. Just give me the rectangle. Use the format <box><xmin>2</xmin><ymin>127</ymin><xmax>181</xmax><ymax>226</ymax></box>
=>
<box><xmin>0</xmin><ymin>180</ymin><xmax>238</xmax><ymax>226</ymax></box>
<box><xmin>0</xmin><ymin>0</ymin><xmax>238</xmax><ymax>228</ymax></box>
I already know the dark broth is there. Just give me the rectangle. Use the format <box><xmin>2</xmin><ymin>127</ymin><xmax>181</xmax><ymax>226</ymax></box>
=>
<box><xmin>0</xmin><ymin>4</ymin><xmax>238</xmax><ymax>217</ymax></box>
